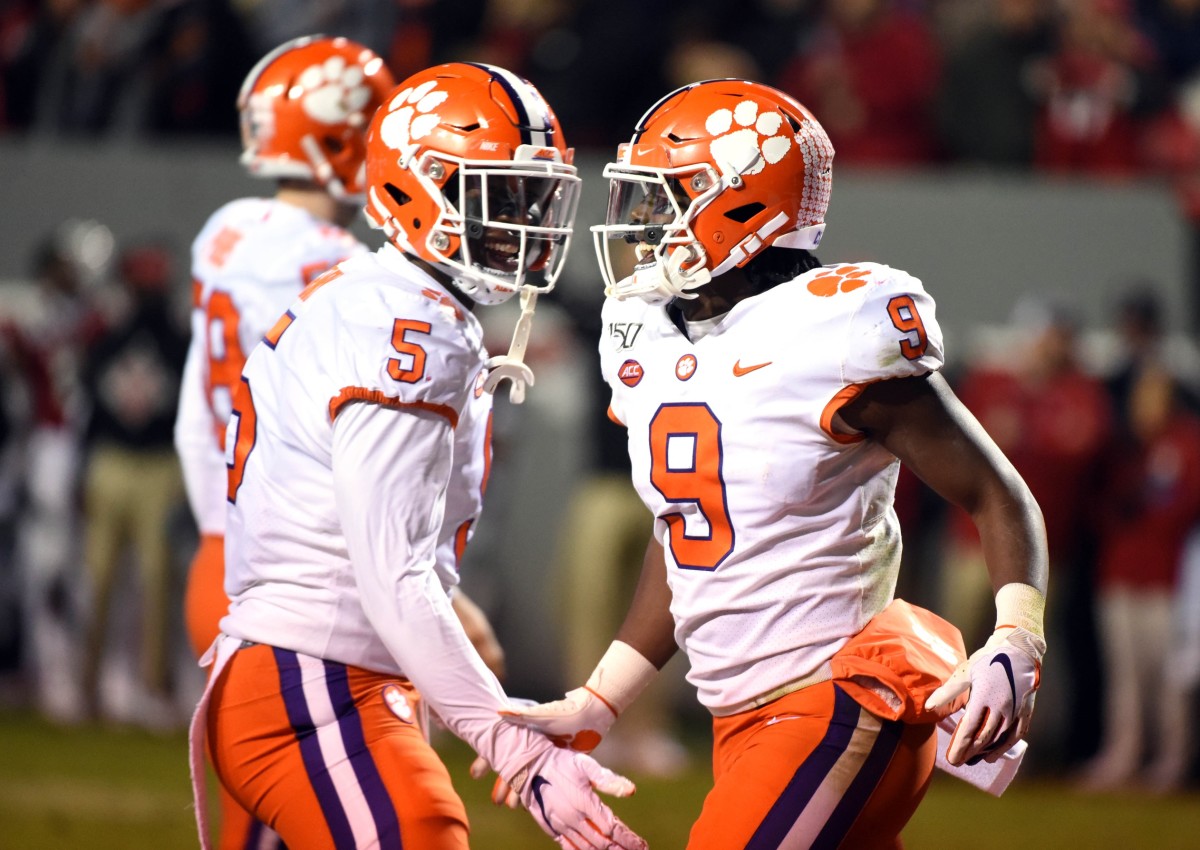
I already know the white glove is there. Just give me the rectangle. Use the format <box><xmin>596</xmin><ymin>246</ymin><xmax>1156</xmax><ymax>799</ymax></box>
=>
<box><xmin>502</xmin><ymin>641</ymin><xmax>658</xmax><ymax>753</ymax></box>
<box><xmin>504</xmin><ymin>745</ymin><xmax>646</xmax><ymax>850</ymax></box>
<box><xmin>925</xmin><ymin>584</ymin><xmax>1046</xmax><ymax>767</ymax></box>
<box><xmin>502</xmin><ymin>685</ymin><xmax>617</xmax><ymax>752</ymax></box>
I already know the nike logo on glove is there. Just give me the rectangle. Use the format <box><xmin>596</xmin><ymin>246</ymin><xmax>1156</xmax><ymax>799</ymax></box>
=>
<box><xmin>733</xmin><ymin>359</ymin><xmax>772</xmax><ymax>376</ymax></box>
<box><xmin>531</xmin><ymin>775</ymin><xmax>554</xmax><ymax>828</ymax></box>
<box><xmin>990</xmin><ymin>653</ymin><xmax>1017</xmax><ymax>706</ymax></box>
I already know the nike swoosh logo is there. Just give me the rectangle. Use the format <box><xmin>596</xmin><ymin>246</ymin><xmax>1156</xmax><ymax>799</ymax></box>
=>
<box><xmin>530</xmin><ymin>775</ymin><xmax>554</xmax><ymax>829</ymax></box>
<box><xmin>733</xmin><ymin>359</ymin><xmax>772</xmax><ymax>377</ymax></box>
<box><xmin>990</xmin><ymin>653</ymin><xmax>1017</xmax><ymax>707</ymax></box>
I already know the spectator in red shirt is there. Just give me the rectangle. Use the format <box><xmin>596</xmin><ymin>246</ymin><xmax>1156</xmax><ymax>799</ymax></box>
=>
<box><xmin>1030</xmin><ymin>0</ymin><xmax>1164</xmax><ymax>176</ymax></box>
<box><xmin>776</xmin><ymin>0</ymin><xmax>942</xmax><ymax>166</ymax></box>
<box><xmin>1082</xmin><ymin>365</ymin><xmax>1200</xmax><ymax>792</ymax></box>
<box><xmin>940</xmin><ymin>300</ymin><xmax>1112</xmax><ymax>769</ymax></box>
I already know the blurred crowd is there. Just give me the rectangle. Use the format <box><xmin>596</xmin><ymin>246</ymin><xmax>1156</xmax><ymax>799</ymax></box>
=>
<box><xmin>0</xmin><ymin>0</ymin><xmax>1198</xmax><ymax>175</ymax></box>
<box><xmin>0</xmin><ymin>0</ymin><xmax>1199</xmax><ymax>798</ymax></box>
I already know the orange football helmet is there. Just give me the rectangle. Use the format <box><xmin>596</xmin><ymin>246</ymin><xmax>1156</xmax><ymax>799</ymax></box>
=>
<box><xmin>364</xmin><ymin>62</ymin><xmax>580</xmax><ymax>305</ymax></box>
<box><xmin>238</xmin><ymin>35</ymin><xmax>396</xmax><ymax>203</ymax></box>
<box><xmin>593</xmin><ymin>79</ymin><xmax>834</xmax><ymax>304</ymax></box>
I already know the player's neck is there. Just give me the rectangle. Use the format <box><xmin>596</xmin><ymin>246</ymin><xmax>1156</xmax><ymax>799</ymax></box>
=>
<box><xmin>275</xmin><ymin>184</ymin><xmax>354</xmax><ymax>227</ymax></box>
<box><xmin>676</xmin><ymin>269</ymin><xmax>755</xmax><ymax>322</ymax></box>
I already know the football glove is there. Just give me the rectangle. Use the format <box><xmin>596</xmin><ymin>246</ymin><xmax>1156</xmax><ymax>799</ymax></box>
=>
<box><xmin>504</xmin><ymin>745</ymin><xmax>646</xmax><ymax>850</ymax></box>
<box><xmin>925</xmin><ymin>583</ymin><xmax>1046</xmax><ymax>766</ymax></box>
<box><xmin>501</xmin><ymin>641</ymin><xmax>658</xmax><ymax>752</ymax></box>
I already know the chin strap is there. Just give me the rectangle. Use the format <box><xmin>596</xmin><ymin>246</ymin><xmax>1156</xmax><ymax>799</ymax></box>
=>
<box><xmin>483</xmin><ymin>285</ymin><xmax>538</xmax><ymax>404</ymax></box>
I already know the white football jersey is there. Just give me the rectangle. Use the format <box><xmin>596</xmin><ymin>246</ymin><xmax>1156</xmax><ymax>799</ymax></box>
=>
<box><xmin>174</xmin><ymin>197</ymin><xmax>364</xmax><ymax>535</ymax></box>
<box><xmin>219</xmin><ymin>244</ymin><xmax>494</xmax><ymax>676</ymax></box>
<box><xmin>599</xmin><ymin>262</ymin><xmax>945</xmax><ymax>715</ymax></box>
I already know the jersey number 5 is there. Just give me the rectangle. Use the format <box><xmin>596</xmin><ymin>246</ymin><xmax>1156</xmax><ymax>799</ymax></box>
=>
<box><xmin>649</xmin><ymin>403</ymin><xmax>733</xmax><ymax>571</ymax></box>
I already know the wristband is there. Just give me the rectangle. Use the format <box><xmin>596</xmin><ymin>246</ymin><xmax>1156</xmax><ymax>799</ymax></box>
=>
<box><xmin>993</xmin><ymin>583</ymin><xmax>1046</xmax><ymax>639</ymax></box>
<box><xmin>585</xmin><ymin>641</ymin><xmax>659</xmax><ymax>716</ymax></box>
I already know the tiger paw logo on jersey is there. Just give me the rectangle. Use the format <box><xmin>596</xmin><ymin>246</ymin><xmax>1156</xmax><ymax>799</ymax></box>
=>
<box><xmin>706</xmin><ymin>99</ymin><xmax>793</xmax><ymax>177</ymax></box>
<box><xmin>298</xmin><ymin>55</ymin><xmax>376</xmax><ymax>124</ymax></box>
<box><xmin>379</xmin><ymin>80</ymin><xmax>449</xmax><ymax>163</ymax></box>
<box><xmin>618</xmin><ymin>359</ymin><xmax>644</xmax><ymax>387</ymax></box>
<box><xmin>383</xmin><ymin>683</ymin><xmax>415</xmax><ymax>723</ymax></box>
<box><xmin>675</xmin><ymin>354</ymin><xmax>697</xmax><ymax>381</ymax></box>
<box><xmin>807</xmin><ymin>264</ymin><xmax>871</xmax><ymax>297</ymax></box>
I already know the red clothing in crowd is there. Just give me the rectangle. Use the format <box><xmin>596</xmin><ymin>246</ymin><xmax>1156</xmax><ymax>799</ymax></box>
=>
<box><xmin>1098</xmin><ymin>415</ymin><xmax>1200</xmax><ymax>589</ymax></box>
<box><xmin>776</xmin><ymin>6</ymin><xmax>941</xmax><ymax>167</ymax></box>
<box><xmin>949</xmin><ymin>366</ymin><xmax>1112</xmax><ymax>562</ymax></box>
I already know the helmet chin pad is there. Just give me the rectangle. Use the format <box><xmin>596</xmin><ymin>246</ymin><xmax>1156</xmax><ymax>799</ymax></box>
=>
<box><xmin>607</xmin><ymin>243</ymin><xmax>711</xmax><ymax>305</ymax></box>
<box><xmin>448</xmin><ymin>268</ymin><xmax>519</xmax><ymax>305</ymax></box>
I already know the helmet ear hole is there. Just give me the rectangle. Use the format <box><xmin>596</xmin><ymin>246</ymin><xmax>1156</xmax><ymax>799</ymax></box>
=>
<box><xmin>725</xmin><ymin>202</ymin><xmax>765</xmax><ymax>223</ymax></box>
<box><xmin>385</xmin><ymin>183</ymin><xmax>411</xmax><ymax>206</ymax></box>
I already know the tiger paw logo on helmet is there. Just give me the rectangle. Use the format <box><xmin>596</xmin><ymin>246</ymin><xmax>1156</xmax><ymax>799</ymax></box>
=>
<box><xmin>379</xmin><ymin>81</ymin><xmax>450</xmax><ymax>162</ymax></box>
<box><xmin>705</xmin><ymin>99</ymin><xmax>793</xmax><ymax>175</ymax></box>
<box><xmin>298</xmin><ymin>55</ymin><xmax>375</xmax><ymax>124</ymax></box>
<box><xmin>807</xmin><ymin>265</ymin><xmax>872</xmax><ymax>297</ymax></box>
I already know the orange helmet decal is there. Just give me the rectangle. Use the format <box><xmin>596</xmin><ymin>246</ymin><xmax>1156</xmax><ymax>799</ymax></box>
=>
<box><xmin>238</xmin><ymin>36</ymin><xmax>396</xmax><ymax>203</ymax></box>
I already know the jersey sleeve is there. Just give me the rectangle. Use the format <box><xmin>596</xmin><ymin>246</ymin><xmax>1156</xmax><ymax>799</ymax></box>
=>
<box><xmin>331</xmin><ymin>397</ymin><xmax>527</xmax><ymax>764</ymax></box>
<box><xmin>839</xmin><ymin>267</ymin><xmax>945</xmax><ymax>385</ymax></box>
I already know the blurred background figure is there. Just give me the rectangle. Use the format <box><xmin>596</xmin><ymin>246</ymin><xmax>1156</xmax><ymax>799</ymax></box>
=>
<box><xmin>936</xmin><ymin>0</ymin><xmax>1056</xmax><ymax>168</ymax></box>
<box><xmin>0</xmin><ymin>337</ymin><xmax>24</xmax><ymax>698</ymax></box>
<box><xmin>1028</xmin><ymin>0</ymin><xmax>1164</xmax><ymax>177</ymax></box>
<box><xmin>1082</xmin><ymin>364</ymin><xmax>1200</xmax><ymax>792</ymax></box>
<box><xmin>940</xmin><ymin>298</ymin><xmax>1112</xmax><ymax>770</ymax></box>
<box><xmin>0</xmin><ymin>219</ymin><xmax>114</xmax><ymax>724</ymax></box>
<box><xmin>776</xmin><ymin>0</ymin><xmax>942</xmax><ymax>166</ymax></box>
<box><xmin>78</xmin><ymin>239</ymin><xmax>188</xmax><ymax>728</ymax></box>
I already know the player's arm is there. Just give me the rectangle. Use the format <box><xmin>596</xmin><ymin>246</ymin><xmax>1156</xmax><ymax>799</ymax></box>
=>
<box><xmin>502</xmin><ymin>536</ymin><xmax>674</xmax><ymax>752</ymax></box>
<box><xmin>836</xmin><ymin>371</ymin><xmax>1048</xmax><ymax>765</ymax></box>
<box><xmin>451</xmin><ymin>588</ymin><xmax>507</xmax><ymax>681</ymax></box>
<box><xmin>332</xmin><ymin>399</ymin><xmax>645</xmax><ymax>850</ymax></box>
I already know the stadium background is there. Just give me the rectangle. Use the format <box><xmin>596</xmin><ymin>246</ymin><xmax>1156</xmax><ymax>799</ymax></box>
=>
<box><xmin>1</xmin><ymin>0</ymin><xmax>1199</xmax><ymax>847</ymax></box>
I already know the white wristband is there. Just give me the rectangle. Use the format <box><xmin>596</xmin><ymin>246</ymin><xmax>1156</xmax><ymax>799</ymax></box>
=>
<box><xmin>994</xmin><ymin>583</ymin><xmax>1046</xmax><ymax>640</ymax></box>
<box><xmin>584</xmin><ymin>640</ymin><xmax>659</xmax><ymax>716</ymax></box>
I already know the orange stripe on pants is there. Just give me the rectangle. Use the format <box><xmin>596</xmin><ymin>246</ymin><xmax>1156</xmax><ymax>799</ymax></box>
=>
<box><xmin>207</xmin><ymin>643</ymin><xmax>469</xmax><ymax>850</ymax></box>
<box><xmin>688</xmin><ymin>682</ymin><xmax>935</xmax><ymax>850</ymax></box>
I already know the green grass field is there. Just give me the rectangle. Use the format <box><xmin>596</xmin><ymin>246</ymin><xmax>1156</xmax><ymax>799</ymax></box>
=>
<box><xmin>1</xmin><ymin>709</ymin><xmax>1197</xmax><ymax>849</ymax></box>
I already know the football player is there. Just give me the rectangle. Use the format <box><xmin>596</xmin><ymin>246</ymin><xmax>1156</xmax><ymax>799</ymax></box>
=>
<box><xmin>187</xmin><ymin>61</ymin><xmax>646</xmax><ymax>850</ymax></box>
<box><xmin>503</xmin><ymin>79</ymin><xmax>1050</xmax><ymax>848</ymax></box>
<box><xmin>174</xmin><ymin>35</ymin><xmax>395</xmax><ymax>850</ymax></box>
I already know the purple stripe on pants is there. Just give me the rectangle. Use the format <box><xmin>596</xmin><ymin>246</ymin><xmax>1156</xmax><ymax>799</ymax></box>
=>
<box><xmin>743</xmin><ymin>684</ymin><xmax>862</xmax><ymax>850</ymax></box>
<box><xmin>273</xmin><ymin>647</ymin><xmax>357</xmax><ymax>850</ymax></box>
<box><xmin>323</xmin><ymin>660</ymin><xmax>403</xmax><ymax>846</ymax></box>
<box><xmin>811</xmin><ymin>705</ymin><xmax>903</xmax><ymax>849</ymax></box>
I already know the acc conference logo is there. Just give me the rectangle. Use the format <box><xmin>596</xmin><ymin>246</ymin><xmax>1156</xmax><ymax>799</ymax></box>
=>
<box><xmin>618</xmin><ymin>359</ymin><xmax>644</xmax><ymax>387</ymax></box>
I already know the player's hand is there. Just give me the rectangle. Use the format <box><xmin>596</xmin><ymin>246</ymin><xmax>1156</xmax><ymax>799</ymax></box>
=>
<box><xmin>925</xmin><ymin>625</ymin><xmax>1045</xmax><ymax>766</ymax></box>
<box><xmin>470</xmin><ymin>753</ymin><xmax>520</xmax><ymax>808</ymax></box>
<box><xmin>508</xmin><ymin>745</ymin><xmax>646</xmax><ymax>850</ymax></box>
<box><xmin>500</xmin><ymin>686</ymin><xmax>617</xmax><ymax>753</ymax></box>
